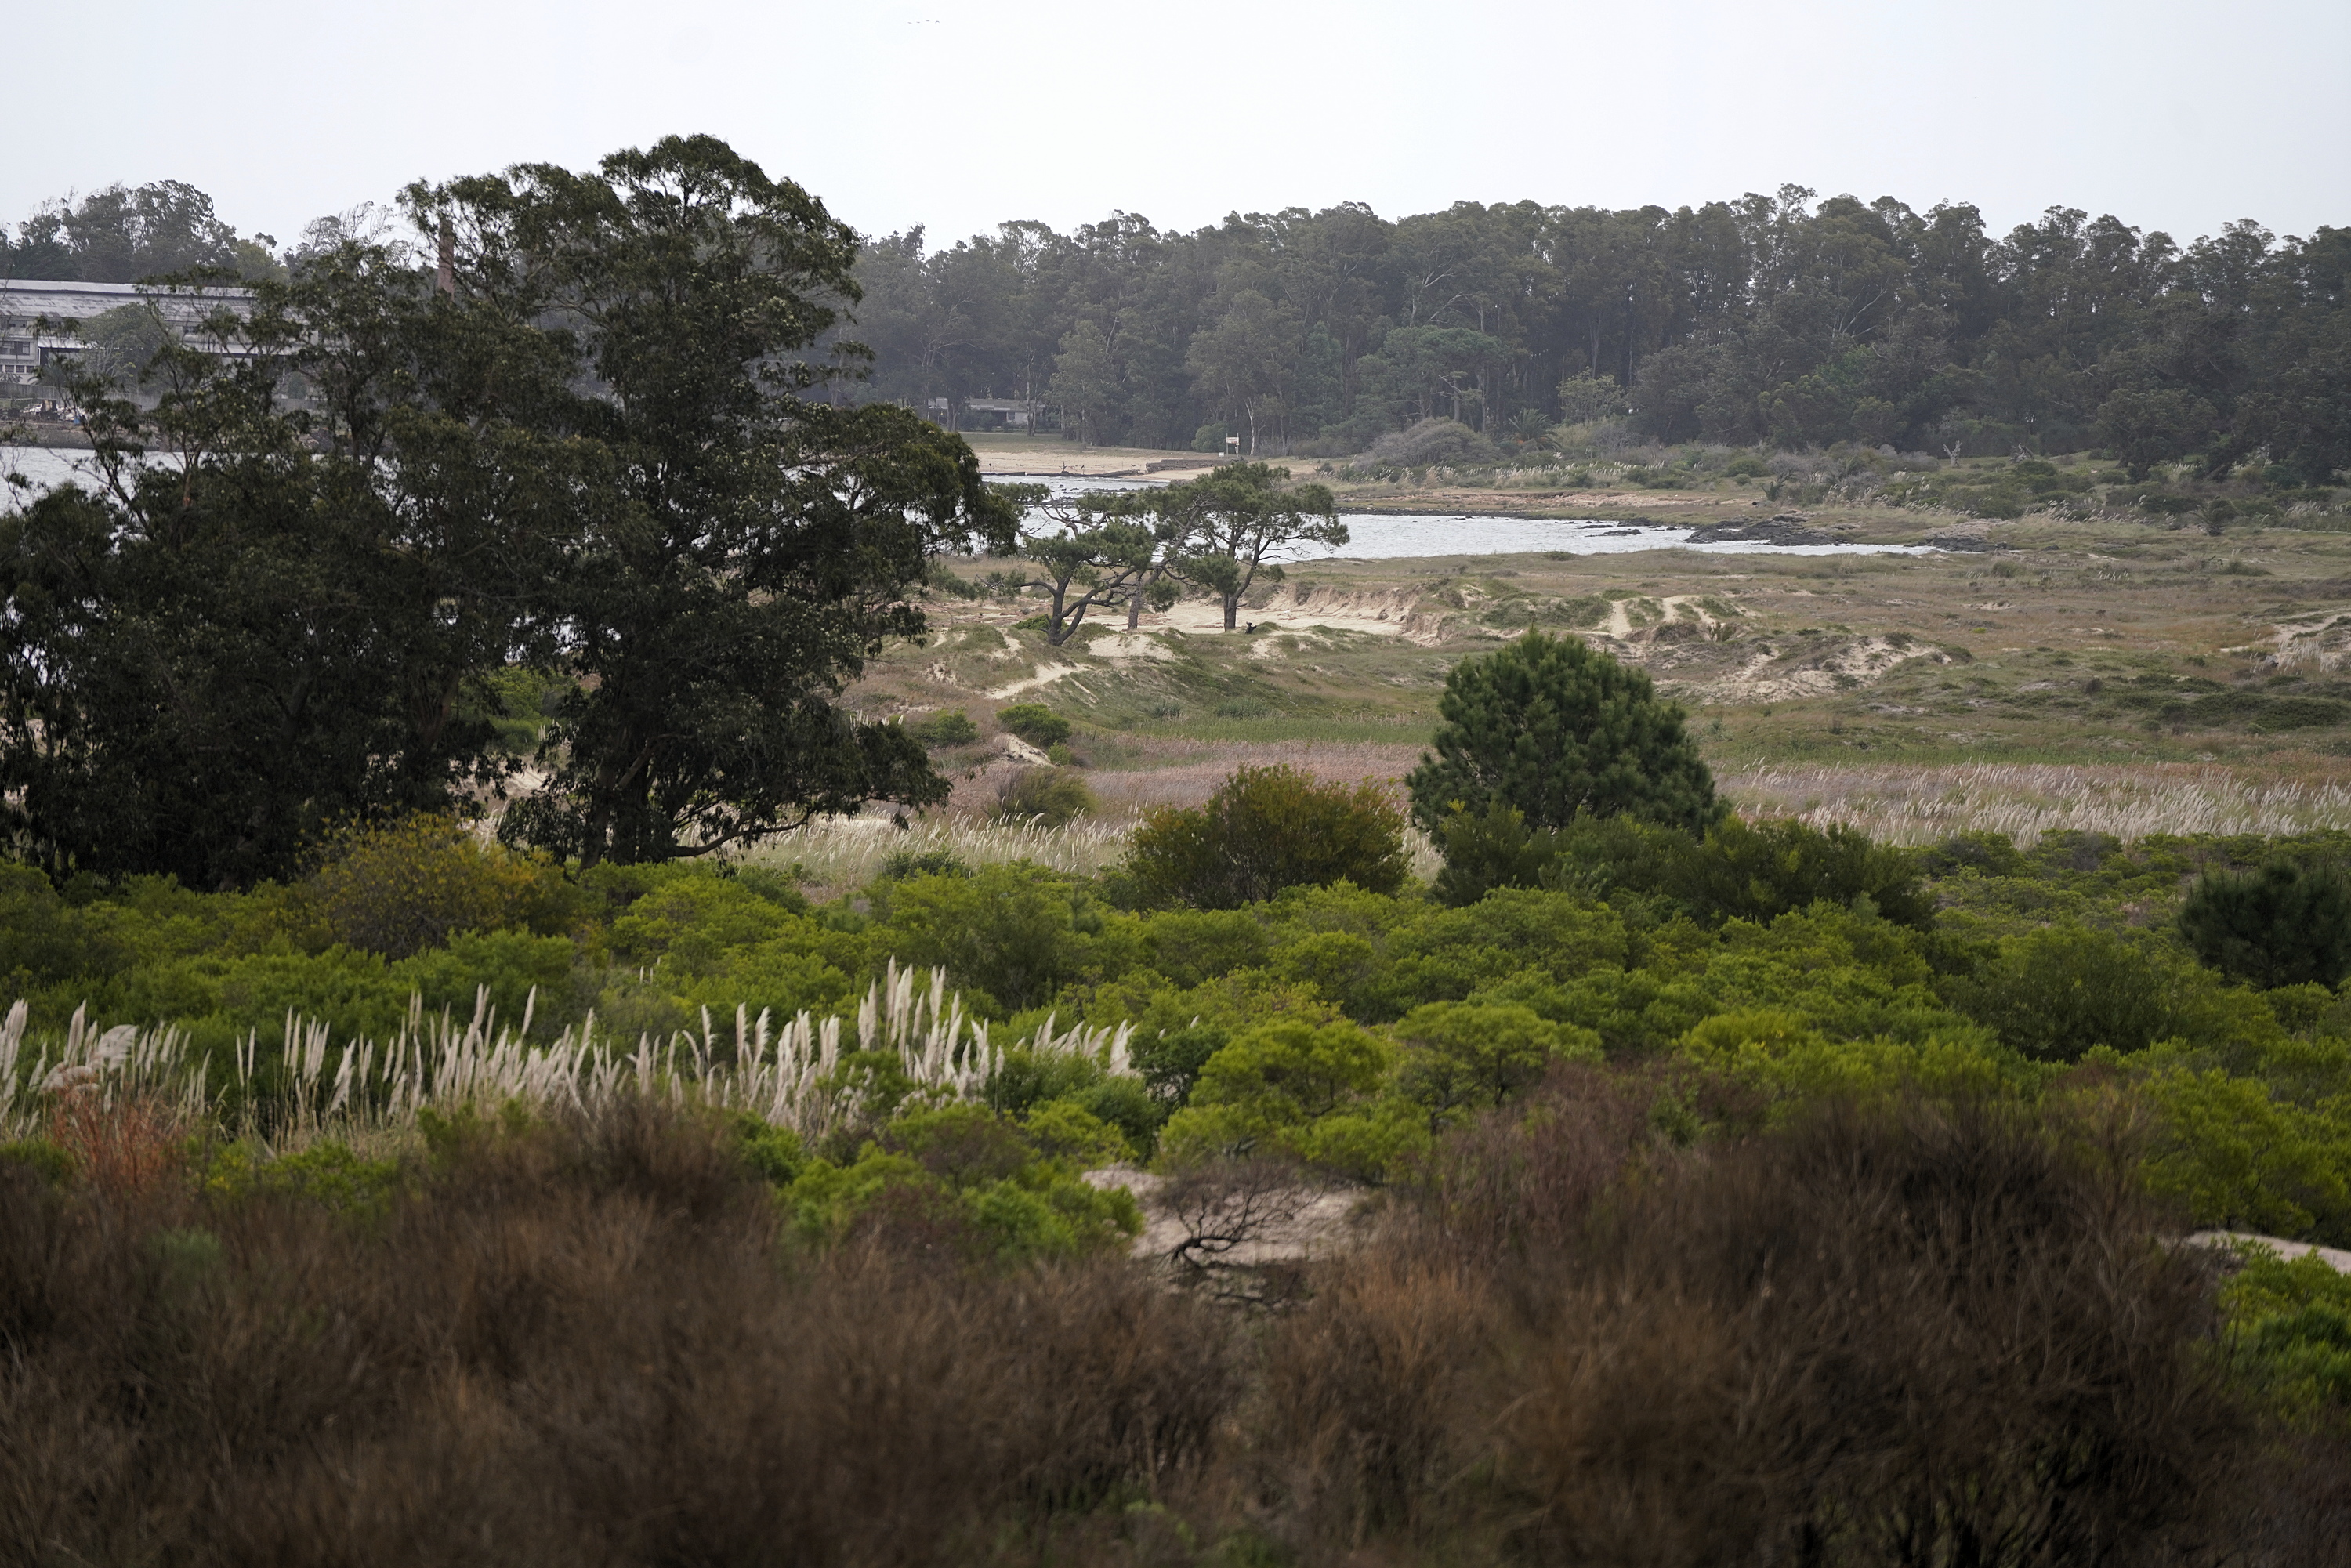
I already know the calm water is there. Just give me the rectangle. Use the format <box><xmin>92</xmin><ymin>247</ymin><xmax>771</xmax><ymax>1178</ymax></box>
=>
<box><xmin>2</xmin><ymin>451</ymin><xmax>1937</xmax><ymax>562</ymax></box>
<box><xmin>0</xmin><ymin>444</ymin><xmax>100</xmax><ymax>500</ymax></box>
<box><xmin>1001</xmin><ymin>473</ymin><xmax>1936</xmax><ymax>561</ymax></box>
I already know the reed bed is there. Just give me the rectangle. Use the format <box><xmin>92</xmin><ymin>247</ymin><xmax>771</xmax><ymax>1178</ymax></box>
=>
<box><xmin>0</xmin><ymin>960</ymin><xmax>1132</xmax><ymax>1143</ymax></box>
<box><xmin>749</xmin><ymin>812</ymin><xmax>1141</xmax><ymax>888</ymax></box>
<box><xmin>1723</xmin><ymin>762</ymin><xmax>2351</xmax><ymax>846</ymax></box>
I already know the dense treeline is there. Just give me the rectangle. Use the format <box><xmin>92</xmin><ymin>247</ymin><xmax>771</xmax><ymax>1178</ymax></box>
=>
<box><xmin>0</xmin><ymin>180</ymin><xmax>283</xmax><ymax>284</ymax></box>
<box><xmin>845</xmin><ymin>188</ymin><xmax>2351</xmax><ymax>481</ymax></box>
<box><xmin>14</xmin><ymin>179</ymin><xmax>2345</xmax><ymax>479</ymax></box>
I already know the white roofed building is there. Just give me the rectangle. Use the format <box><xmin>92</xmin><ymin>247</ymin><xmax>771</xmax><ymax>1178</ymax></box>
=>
<box><xmin>0</xmin><ymin>277</ymin><xmax>258</xmax><ymax>387</ymax></box>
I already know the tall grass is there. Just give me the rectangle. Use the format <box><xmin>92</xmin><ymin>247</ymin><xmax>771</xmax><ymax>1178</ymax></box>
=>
<box><xmin>749</xmin><ymin>797</ymin><xmax>1443</xmax><ymax>886</ymax></box>
<box><xmin>0</xmin><ymin>961</ymin><xmax>1133</xmax><ymax>1143</ymax></box>
<box><xmin>755</xmin><ymin>812</ymin><xmax>1139</xmax><ymax>887</ymax></box>
<box><xmin>1724</xmin><ymin>762</ymin><xmax>2351</xmax><ymax>846</ymax></box>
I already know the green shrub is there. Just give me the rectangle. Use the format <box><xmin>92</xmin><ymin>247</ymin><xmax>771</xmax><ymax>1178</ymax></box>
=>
<box><xmin>878</xmin><ymin>863</ymin><xmax>1116</xmax><ymax>1015</ymax></box>
<box><xmin>306</xmin><ymin>815</ymin><xmax>585</xmax><ymax>959</ymax></box>
<box><xmin>1407</xmin><ymin>630</ymin><xmax>1719</xmax><ymax>835</ymax></box>
<box><xmin>992</xmin><ymin>766</ymin><xmax>1097</xmax><ymax>827</ymax></box>
<box><xmin>0</xmin><ymin>862</ymin><xmax>116</xmax><ymax>992</ymax></box>
<box><xmin>1538</xmin><ymin>811</ymin><xmax>1690</xmax><ymax>901</ymax></box>
<box><xmin>1139</xmin><ymin>909</ymin><xmax>1272</xmax><ymax>987</ymax></box>
<box><xmin>1671</xmin><ymin>817</ymin><xmax>1934</xmax><ymax>929</ymax></box>
<box><xmin>2222</xmin><ymin>1247</ymin><xmax>2351</xmax><ymax>1429</ymax></box>
<box><xmin>0</xmin><ymin>1139</ymin><xmax>74</xmax><ymax>1186</ymax></box>
<box><xmin>875</xmin><ymin>848</ymin><xmax>969</xmax><ymax>882</ymax></box>
<box><xmin>995</xmin><ymin>703</ymin><xmax>1072</xmax><ymax>748</ymax></box>
<box><xmin>984</xmin><ymin>1051</ymin><xmax>1165</xmax><ymax>1158</ymax></box>
<box><xmin>1919</xmin><ymin>831</ymin><xmax>2029</xmax><ymax>879</ymax></box>
<box><xmin>2180</xmin><ymin>860</ymin><xmax>2351</xmax><ymax>988</ymax></box>
<box><xmin>1125</xmin><ymin>765</ymin><xmax>1408</xmax><ymax>910</ymax></box>
<box><xmin>730</xmin><ymin>1114</ymin><xmax>810</xmax><ymax>1186</ymax></box>
<box><xmin>1951</xmin><ymin>927</ymin><xmax>2191</xmax><ymax>1062</ymax></box>
<box><xmin>1393</xmin><ymin>1001</ymin><xmax>1599</xmax><ymax>1132</ymax></box>
<box><xmin>907</xmin><ymin>709</ymin><xmax>980</xmax><ymax>748</ymax></box>
<box><xmin>1160</xmin><ymin>1019</ymin><xmax>1424</xmax><ymax>1179</ymax></box>
<box><xmin>203</xmin><ymin>1140</ymin><xmax>404</xmax><ymax>1216</ymax></box>
<box><xmin>1431</xmin><ymin>798</ymin><xmax>1568</xmax><ymax>906</ymax></box>
<box><xmin>2137</xmin><ymin>1066</ymin><xmax>2351</xmax><ymax>1244</ymax></box>
<box><xmin>783</xmin><ymin>1104</ymin><xmax>1143</xmax><ymax>1262</ymax></box>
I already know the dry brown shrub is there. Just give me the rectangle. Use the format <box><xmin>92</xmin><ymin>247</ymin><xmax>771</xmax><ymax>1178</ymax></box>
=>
<box><xmin>0</xmin><ymin>1102</ymin><xmax>1236</xmax><ymax>1566</ymax></box>
<box><xmin>44</xmin><ymin>1091</ymin><xmax>187</xmax><ymax>1202</ymax></box>
<box><xmin>1228</xmin><ymin>1081</ymin><xmax>2270</xmax><ymax>1566</ymax></box>
<box><xmin>1499</xmin><ymin>1096</ymin><xmax>2249</xmax><ymax>1567</ymax></box>
<box><xmin>1253</xmin><ymin>1247</ymin><xmax>1499</xmax><ymax>1550</ymax></box>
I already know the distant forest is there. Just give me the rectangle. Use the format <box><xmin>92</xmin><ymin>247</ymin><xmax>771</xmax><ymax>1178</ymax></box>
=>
<box><xmin>10</xmin><ymin>179</ymin><xmax>2349</xmax><ymax>481</ymax></box>
<box><xmin>844</xmin><ymin>189</ymin><xmax>2349</xmax><ymax>482</ymax></box>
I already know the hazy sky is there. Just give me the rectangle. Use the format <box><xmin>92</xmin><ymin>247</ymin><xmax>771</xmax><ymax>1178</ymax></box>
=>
<box><xmin>8</xmin><ymin>0</ymin><xmax>2345</xmax><ymax>255</ymax></box>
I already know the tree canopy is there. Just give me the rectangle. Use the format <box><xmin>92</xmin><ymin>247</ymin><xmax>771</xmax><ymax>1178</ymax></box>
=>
<box><xmin>1154</xmin><ymin>463</ymin><xmax>1345</xmax><ymax>631</ymax></box>
<box><xmin>2</xmin><ymin>180</ymin><xmax>281</xmax><ymax>282</ymax></box>
<box><xmin>1407</xmin><ymin>632</ymin><xmax>1719</xmax><ymax>835</ymax></box>
<box><xmin>0</xmin><ymin>136</ymin><xmax>1015</xmax><ymax>886</ymax></box>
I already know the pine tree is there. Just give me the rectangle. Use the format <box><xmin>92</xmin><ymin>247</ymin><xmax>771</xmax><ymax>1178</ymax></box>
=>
<box><xmin>2179</xmin><ymin>860</ymin><xmax>2351</xmax><ymax>989</ymax></box>
<box><xmin>1407</xmin><ymin>632</ymin><xmax>1719</xmax><ymax>835</ymax></box>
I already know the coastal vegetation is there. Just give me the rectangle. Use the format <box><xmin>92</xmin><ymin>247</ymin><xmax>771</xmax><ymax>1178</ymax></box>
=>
<box><xmin>4</xmin><ymin>146</ymin><xmax>2350</xmax><ymax>1562</ymax></box>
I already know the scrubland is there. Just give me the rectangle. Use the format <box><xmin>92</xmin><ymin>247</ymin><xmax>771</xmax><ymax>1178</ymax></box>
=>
<box><xmin>872</xmin><ymin>493</ymin><xmax>2351</xmax><ymax>835</ymax></box>
<box><xmin>15</xmin><ymin>488</ymin><xmax>2351</xmax><ymax>1562</ymax></box>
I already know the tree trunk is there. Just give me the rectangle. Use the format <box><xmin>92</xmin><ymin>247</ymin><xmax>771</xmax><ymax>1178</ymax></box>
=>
<box><xmin>1223</xmin><ymin>592</ymin><xmax>1239</xmax><ymax>630</ymax></box>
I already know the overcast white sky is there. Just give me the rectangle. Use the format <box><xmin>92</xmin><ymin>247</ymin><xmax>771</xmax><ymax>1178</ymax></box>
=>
<box><xmin>6</xmin><ymin>0</ymin><xmax>2345</xmax><ymax>254</ymax></box>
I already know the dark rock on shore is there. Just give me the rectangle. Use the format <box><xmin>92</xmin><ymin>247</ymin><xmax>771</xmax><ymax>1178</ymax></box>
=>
<box><xmin>1683</xmin><ymin>516</ymin><xmax>1835</xmax><ymax>546</ymax></box>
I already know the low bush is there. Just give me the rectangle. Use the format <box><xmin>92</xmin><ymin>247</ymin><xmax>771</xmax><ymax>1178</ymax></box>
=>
<box><xmin>1125</xmin><ymin>764</ymin><xmax>1408</xmax><ymax>909</ymax></box>
<box><xmin>2223</xmin><ymin>1246</ymin><xmax>2351</xmax><ymax>1432</ymax></box>
<box><xmin>905</xmin><ymin>709</ymin><xmax>979</xmax><ymax>748</ymax></box>
<box><xmin>785</xmin><ymin>1103</ymin><xmax>1143</xmax><ymax>1260</ymax></box>
<box><xmin>875</xmin><ymin>861</ymin><xmax>1113</xmax><ymax>1015</ymax></box>
<box><xmin>1363</xmin><ymin>416</ymin><xmax>1497</xmax><ymax>468</ymax></box>
<box><xmin>991</xmin><ymin>766</ymin><xmax>1097</xmax><ymax>827</ymax></box>
<box><xmin>1393</xmin><ymin>1000</ymin><xmax>1601</xmax><ymax>1133</ymax></box>
<box><xmin>305</xmin><ymin>814</ymin><xmax>585</xmax><ymax>959</ymax></box>
<box><xmin>1430</xmin><ymin>798</ymin><xmax>1567</xmax><ymax>905</ymax></box>
<box><xmin>1159</xmin><ymin>1017</ymin><xmax>1423</xmax><ymax>1179</ymax></box>
<box><xmin>1436</xmin><ymin>807</ymin><xmax>1929</xmax><ymax>927</ymax></box>
<box><xmin>1948</xmin><ymin>925</ymin><xmax>2193</xmax><ymax>1061</ymax></box>
<box><xmin>994</xmin><ymin>702</ymin><xmax>1071</xmax><ymax>748</ymax></box>
<box><xmin>1671</xmin><ymin>815</ymin><xmax>1934</xmax><ymax>929</ymax></box>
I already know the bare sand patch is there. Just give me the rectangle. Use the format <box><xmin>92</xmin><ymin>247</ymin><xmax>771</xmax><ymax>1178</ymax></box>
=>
<box><xmin>984</xmin><ymin>661</ymin><xmax>1081</xmax><ymax>698</ymax></box>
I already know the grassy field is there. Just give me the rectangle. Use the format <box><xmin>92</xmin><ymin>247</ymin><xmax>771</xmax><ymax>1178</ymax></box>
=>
<box><xmin>856</xmin><ymin>492</ymin><xmax>2351</xmax><ymax>840</ymax></box>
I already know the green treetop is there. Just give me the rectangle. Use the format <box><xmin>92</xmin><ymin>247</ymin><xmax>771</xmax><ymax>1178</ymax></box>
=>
<box><xmin>1407</xmin><ymin>631</ymin><xmax>1719</xmax><ymax>835</ymax></box>
<box><xmin>1154</xmin><ymin>462</ymin><xmax>1345</xmax><ymax>632</ymax></box>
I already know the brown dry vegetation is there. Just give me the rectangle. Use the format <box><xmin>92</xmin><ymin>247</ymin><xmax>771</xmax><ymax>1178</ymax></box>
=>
<box><xmin>5</xmin><ymin>1085</ymin><xmax>2346</xmax><ymax>1566</ymax></box>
